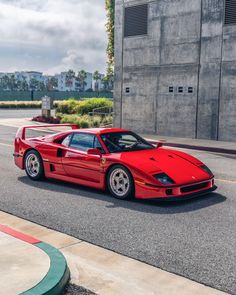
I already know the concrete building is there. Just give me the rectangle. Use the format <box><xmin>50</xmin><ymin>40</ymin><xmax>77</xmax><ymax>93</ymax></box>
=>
<box><xmin>114</xmin><ymin>0</ymin><xmax>236</xmax><ymax>142</ymax></box>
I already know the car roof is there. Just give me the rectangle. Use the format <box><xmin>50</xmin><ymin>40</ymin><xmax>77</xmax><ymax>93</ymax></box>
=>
<box><xmin>70</xmin><ymin>127</ymin><xmax>129</xmax><ymax>135</ymax></box>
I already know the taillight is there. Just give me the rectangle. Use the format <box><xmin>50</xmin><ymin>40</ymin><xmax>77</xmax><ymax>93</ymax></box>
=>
<box><xmin>14</xmin><ymin>138</ymin><xmax>20</xmax><ymax>153</ymax></box>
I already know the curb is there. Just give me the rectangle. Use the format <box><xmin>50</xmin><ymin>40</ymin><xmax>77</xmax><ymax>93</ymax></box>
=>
<box><xmin>146</xmin><ymin>139</ymin><xmax>236</xmax><ymax>155</ymax></box>
<box><xmin>0</xmin><ymin>225</ymin><xmax>70</xmax><ymax>295</ymax></box>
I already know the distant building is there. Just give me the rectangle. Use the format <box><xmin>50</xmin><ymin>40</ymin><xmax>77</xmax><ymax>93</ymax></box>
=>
<box><xmin>56</xmin><ymin>71</ymin><xmax>93</xmax><ymax>92</ymax></box>
<box><xmin>0</xmin><ymin>70</ymin><xmax>105</xmax><ymax>92</ymax></box>
<box><xmin>114</xmin><ymin>0</ymin><xmax>236</xmax><ymax>142</ymax></box>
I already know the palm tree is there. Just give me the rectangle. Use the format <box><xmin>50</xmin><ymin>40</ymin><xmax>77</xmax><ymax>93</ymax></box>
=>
<box><xmin>29</xmin><ymin>78</ymin><xmax>39</xmax><ymax>91</ymax></box>
<box><xmin>77</xmin><ymin>70</ymin><xmax>87</xmax><ymax>92</ymax></box>
<box><xmin>21</xmin><ymin>77</ymin><xmax>29</xmax><ymax>91</ymax></box>
<box><xmin>66</xmin><ymin>70</ymin><xmax>75</xmax><ymax>91</ymax></box>
<box><xmin>102</xmin><ymin>76</ymin><xmax>109</xmax><ymax>91</ymax></box>
<box><xmin>93</xmin><ymin>70</ymin><xmax>101</xmax><ymax>92</ymax></box>
<box><xmin>2</xmin><ymin>75</ymin><xmax>10</xmax><ymax>90</ymax></box>
<box><xmin>9</xmin><ymin>75</ymin><xmax>17</xmax><ymax>91</ymax></box>
<box><xmin>39</xmin><ymin>82</ymin><xmax>46</xmax><ymax>91</ymax></box>
<box><xmin>47</xmin><ymin>77</ymin><xmax>58</xmax><ymax>91</ymax></box>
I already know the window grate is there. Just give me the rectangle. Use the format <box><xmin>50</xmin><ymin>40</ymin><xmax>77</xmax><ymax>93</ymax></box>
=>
<box><xmin>225</xmin><ymin>0</ymin><xmax>236</xmax><ymax>25</ymax></box>
<box><xmin>124</xmin><ymin>4</ymin><xmax>148</xmax><ymax>37</ymax></box>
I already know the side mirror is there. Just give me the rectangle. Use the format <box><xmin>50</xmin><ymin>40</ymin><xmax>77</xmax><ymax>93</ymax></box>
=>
<box><xmin>156</xmin><ymin>142</ymin><xmax>163</xmax><ymax>148</ymax></box>
<box><xmin>87</xmin><ymin>148</ymin><xmax>102</xmax><ymax>157</ymax></box>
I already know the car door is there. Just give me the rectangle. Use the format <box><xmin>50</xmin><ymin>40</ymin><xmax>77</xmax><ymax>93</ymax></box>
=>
<box><xmin>61</xmin><ymin>133</ymin><xmax>104</xmax><ymax>183</ymax></box>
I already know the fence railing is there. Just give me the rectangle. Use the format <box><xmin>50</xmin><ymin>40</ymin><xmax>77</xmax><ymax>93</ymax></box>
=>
<box><xmin>89</xmin><ymin>106</ymin><xmax>114</xmax><ymax>117</ymax></box>
<box><xmin>0</xmin><ymin>91</ymin><xmax>113</xmax><ymax>101</ymax></box>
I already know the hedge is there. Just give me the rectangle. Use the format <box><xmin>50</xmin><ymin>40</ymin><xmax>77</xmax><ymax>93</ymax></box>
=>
<box><xmin>59</xmin><ymin>114</ymin><xmax>113</xmax><ymax>128</ymax></box>
<box><xmin>56</xmin><ymin>98</ymin><xmax>113</xmax><ymax>115</ymax></box>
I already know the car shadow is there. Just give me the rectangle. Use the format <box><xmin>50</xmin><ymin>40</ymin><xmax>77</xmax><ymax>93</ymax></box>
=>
<box><xmin>18</xmin><ymin>176</ymin><xmax>227</xmax><ymax>215</ymax></box>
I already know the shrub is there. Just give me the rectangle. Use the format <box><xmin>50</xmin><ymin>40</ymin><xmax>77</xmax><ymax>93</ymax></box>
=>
<box><xmin>55</xmin><ymin>97</ymin><xmax>113</xmax><ymax>116</ymax></box>
<box><xmin>92</xmin><ymin>116</ymin><xmax>102</xmax><ymax>127</ymax></box>
<box><xmin>56</xmin><ymin>98</ymin><xmax>79</xmax><ymax>114</ymax></box>
<box><xmin>0</xmin><ymin>100</ymin><xmax>60</xmax><ymax>109</ymax></box>
<box><xmin>101</xmin><ymin>115</ymin><xmax>113</xmax><ymax>126</ymax></box>
<box><xmin>59</xmin><ymin>113</ymin><xmax>113</xmax><ymax>128</ymax></box>
<box><xmin>32</xmin><ymin>116</ymin><xmax>60</xmax><ymax>124</ymax></box>
<box><xmin>0</xmin><ymin>101</ymin><xmax>42</xmax><ymax>109</ymax></box>
<box><xmin>77</xmin><ymin>98</ymin><xmax>113</xmax><ymax>115</ymax></box>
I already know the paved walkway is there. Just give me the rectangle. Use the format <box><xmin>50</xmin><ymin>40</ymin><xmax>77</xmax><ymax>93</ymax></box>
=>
<box><xmin>142</xmin><ymin>134</ymin><xmax>236</xmax><ymax>154</ymax></box>
<box><xmin>0</xmin><ymin>211</ymin><xmax>228</xmax><ymax>295</ymax></box>
<box><xmin>0</xmin><ymin>222</ymin><xmax>69</xmax><ymax>295</ymax></box>
<box><xmin>0</xmin><ymin>232</ymin><xmax>49</xmax><ymax>294</ymax></box>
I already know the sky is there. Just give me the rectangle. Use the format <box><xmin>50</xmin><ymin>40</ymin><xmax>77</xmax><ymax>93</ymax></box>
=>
<box><xmin>0</xmin><ymin>0</ymin><xmax>107</xmax><ymax>75</ymax></box>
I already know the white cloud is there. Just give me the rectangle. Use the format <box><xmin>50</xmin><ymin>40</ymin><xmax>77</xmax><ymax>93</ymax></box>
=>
<box><xmin>0</xmin><ymin>0</ymin><xmax>107</xmax><ymax>74</ymax></box>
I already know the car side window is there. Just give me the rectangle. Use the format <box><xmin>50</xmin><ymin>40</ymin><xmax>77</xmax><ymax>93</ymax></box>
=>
<box><xmin>69</xmin><ymin>133</ymin><xmax>95</xmax><ymax>152</ymax></box>
<box><xmin>61</xmin><ymin>134</ymin><xmax>73</xmax><ymax>147</ymax></box>
<box><xmin>94</xmin><ymin>136</ymin><xmax>105</xmax><ymax>153</ymax></box>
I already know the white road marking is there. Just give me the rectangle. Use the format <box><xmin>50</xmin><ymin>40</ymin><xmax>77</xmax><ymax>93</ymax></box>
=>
<box><xmin>216</xmin><ymin>178</ymin><xmax>236</xmax><ymax>184</ymax></box>
<box><xmin>0</xmin><ymin>142</ymin><xmax>12</xmax><ymax>147</ymax></box>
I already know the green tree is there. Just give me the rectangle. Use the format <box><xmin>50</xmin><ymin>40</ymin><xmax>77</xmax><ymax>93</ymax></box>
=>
<box><xmin>105</xmin><ymin>0</ymin><xmax>115</xmax><ymax>76</ymax></box>
<box><xmin>66</xmin><ymin>69</ymin><xmax>75</xmax><ymax>91</ymax></box>
<box><xmin>102</xmin><ymin>76</ymin><xmax>109</xmax><ymax>91</ymax></box>
<box><xmin>47</xmin><ymin>77</ymin><xmax>58</xmax><ymax>91</ymax></box>
<box><xmin>39</xmin><ymin>82</ymin><xmax>46</xmax><ymax>91</ymax></box>
<box><xmin>77</xmin><ymin>70</ymin><xmax>87</xmax><ymax>92</ymax></box>
<box><xmin>93</xmin><ymin>70</ymin><xmax>101</xmax><ymax>92</ymax></box>
<box><xmin>29</xmin><ymin>78</ymin><xmax>39</xmax><ymax>91</ymax></box>
<box><xmin>9</xmin><ymin>75</ymin><xmax>17</xmax><ymax>91</ymax></box>
<box><xmin>1</xmin><ymin>75</ymin><xmax>10</xmax><ymax>90</ymax></box>
<box><xmin>21</xmin><ymin>77</ymin><xmax>29</xmax><ymax>91</ymax></box>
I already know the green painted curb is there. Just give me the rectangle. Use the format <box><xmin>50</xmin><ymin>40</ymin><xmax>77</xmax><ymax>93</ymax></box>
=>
<box><xmin>21</xmin><ymin>242</ymin><xmax>70</xmax><ymax>295</ymax></box>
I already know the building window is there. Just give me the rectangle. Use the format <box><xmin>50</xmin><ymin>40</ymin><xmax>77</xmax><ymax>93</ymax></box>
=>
<box><xmin>178</xmin><ymin>87</ymin><xmax>183</xmax><ymax>93</ymax></box>
<box><xmin>169</xmin><ymin>86</ymin><xmax>174</xmax><ymax>93</ymax></box>
<box><xmin>125</xmin><ymin>87</ymin><xmax>130</xmax><ymax>94</ymax></box>
<box><xmin>124</xmin><ymin>4</ymin><xmax>148</xmax><ymax>37</ymax></box>
<box><xmin>225</xmin><ymin>0</ymin><xmax>236</xmax><ymax>25</ymax></box>
<box><xmin>188</xmin><ymin>87</ymin><xmax>193</xmax><ymax>93</ymax></box>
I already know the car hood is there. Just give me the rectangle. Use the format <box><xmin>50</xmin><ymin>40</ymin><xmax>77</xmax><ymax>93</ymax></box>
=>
<box><xmin>116</xmin><ymin>148</ymin><xmax>210</xmax><ymax>185</ymax></box>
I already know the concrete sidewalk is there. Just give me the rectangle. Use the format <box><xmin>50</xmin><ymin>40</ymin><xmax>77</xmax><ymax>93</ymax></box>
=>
<box><xmin>0</xmin><ymin>223</ymin><xmax>69</xmax><ymax>295</ymax></box>
<box><xmin>142</xmin><ymin>134</ymin><xmax>236</xmax><ymax>155</ymax></box>
<box><xmin>0</xmin><ymin>211</ymin><xmax>227</xmax><ymax>295</ymax></box>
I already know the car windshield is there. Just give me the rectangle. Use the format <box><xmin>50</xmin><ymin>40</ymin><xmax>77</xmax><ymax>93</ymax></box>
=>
<box><xmin>100</xmin><ymin>132</ymin><xmax>155</xmax><ymax>153</ymax></box>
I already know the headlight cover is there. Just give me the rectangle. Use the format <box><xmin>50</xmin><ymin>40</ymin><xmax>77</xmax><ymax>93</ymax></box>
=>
<box><xmin>153</xmin><ymin>173</ymin><xmax>175</xmax><ymax>185</ymax></box>
<box><xmin>200</xmin><ymin>165</ymin><xmax>213</xmax><ymax>176</ymax></box>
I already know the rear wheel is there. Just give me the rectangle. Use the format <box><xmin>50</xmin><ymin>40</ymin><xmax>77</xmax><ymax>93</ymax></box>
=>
<box><xmin>24</xmin><ymin>150</ymin><xmax>44</xmax><ymax>180</ymax></box>
<box><xmin>107</xmin><ymin>165</ymin><xmax>134</xmax><ymax>200</ymax></box>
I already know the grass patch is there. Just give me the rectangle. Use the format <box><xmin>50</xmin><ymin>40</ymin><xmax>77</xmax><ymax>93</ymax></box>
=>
<box><xmin>0</xmin><ymin>101</ymin><xmax>60</xmax><ymax>109</ymax></box>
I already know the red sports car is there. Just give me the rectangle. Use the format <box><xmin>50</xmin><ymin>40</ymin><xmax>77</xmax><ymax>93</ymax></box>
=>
<box><xmin>14</xmin><ymin>125</ymin><xmax>217</xmax><ymax>200</ymax></box>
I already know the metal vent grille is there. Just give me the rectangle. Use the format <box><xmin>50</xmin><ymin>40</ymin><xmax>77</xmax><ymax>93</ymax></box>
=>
<box><xmin>124</xmin><ymin>4</ymin><xmax>148</xmax><ymax>37</ymax></box>
<box><xmin>225</xmin><ymin>0</ymin><xmax>236</xmax><ymax>25</ymax></box>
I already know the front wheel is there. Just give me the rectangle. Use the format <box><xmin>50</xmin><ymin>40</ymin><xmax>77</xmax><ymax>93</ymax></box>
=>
<box><xmin>107</xmin><ymin>165</ymin><xmax>134</xmax><ymax>200</ymax></box>
<box><xmin>24</xmin><ymin>150</ymin><xmax>44</xmax><ymax>180</ymax></box>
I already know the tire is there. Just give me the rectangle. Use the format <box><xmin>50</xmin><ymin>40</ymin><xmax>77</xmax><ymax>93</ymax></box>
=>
<box><xmin>107</xmin><ymin>165</ymin><xmax>134</xmax><ymax>200</ymax></box>
<box><xmin>24</xmin><ymin>150</ymin><xmax>44</xmax><ymax>181</ymax></box>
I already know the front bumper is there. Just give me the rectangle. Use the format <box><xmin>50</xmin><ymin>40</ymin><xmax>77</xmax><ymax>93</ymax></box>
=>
<box><xmin>135</xmin><ymin>178</ymin><xmax>217</xmax><ymax>200</ymax></box>
<box><xmin>149</xmin><ymin>185</ymin><xmax>217</xmax><ymax>201</ymax></box>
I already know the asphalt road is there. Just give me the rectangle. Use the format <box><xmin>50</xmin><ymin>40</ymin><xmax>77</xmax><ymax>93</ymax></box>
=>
<box><xmin>0</xmin><ymin>109</ymin><xmax>41</xmax><ymax>119</ymax></box>
<box><xmin>0</xmin><ymin>124</ymin><xmax>236</xmax><ymax>294</ymax></box>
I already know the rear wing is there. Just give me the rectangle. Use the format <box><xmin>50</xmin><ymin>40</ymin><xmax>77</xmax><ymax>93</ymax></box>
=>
<box><xmin>16</xmin><ymin>124</ymin><xmax>79</xmax><ymax>140</ymax></box>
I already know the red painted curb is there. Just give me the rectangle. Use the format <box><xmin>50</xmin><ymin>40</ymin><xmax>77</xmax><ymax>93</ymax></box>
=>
<box><xmin>0</xmin><ymin>224</ymin><xmax>41</xmax><ymax>244</ymax></box>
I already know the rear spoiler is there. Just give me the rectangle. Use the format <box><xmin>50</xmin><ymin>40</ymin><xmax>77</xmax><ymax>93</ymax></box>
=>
<box><xmin>16</xmin><ymin>124</ymin><xmax>79</xmax><ymax>140</ymax></box>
